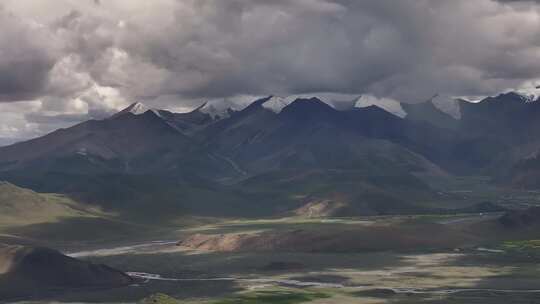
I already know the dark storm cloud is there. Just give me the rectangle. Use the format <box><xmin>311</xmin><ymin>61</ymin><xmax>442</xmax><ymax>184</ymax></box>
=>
<box><xmin>497</xmin><ymin>0</ymin><xmax>540</xmax><ymax>2</ymax></box>
<box><xmin>0</xmin><ymin>0</ymin><xmax>540</xmax><ymax>141</ymax></box>
<box><xmin>24</xmin><ymin>112</ymin><xmax>89</xmax><ymax>124</ymax></box>
<box><xmin>0</xmin><ymin>7</ymin><xmax>59</xmax><ymax>101</ymax></box>
<box><xmin>3</xmin><ymin>0</ymin><xmax>540</xmax><ymax>103</ymax></box>
<box><xmin>105</xmin><ymin>0</ymin><xmax>540</xmax><ymax>102</ymax></box>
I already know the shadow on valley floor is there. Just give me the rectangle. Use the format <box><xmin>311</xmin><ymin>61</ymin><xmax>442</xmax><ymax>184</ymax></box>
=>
<box><xmin>2</xmin><ymin>217</ymin><xmax>170</xmax><ymax>251</ymax></box>
<box><xmin>51</xmin><ymin>250</ymin><xmax>406</xmax><ymax>302</ymax></box>
<box><xmin>88</xmin><ymin>250</ymin><xmax>407</xmax><ymax>278</ymax></box>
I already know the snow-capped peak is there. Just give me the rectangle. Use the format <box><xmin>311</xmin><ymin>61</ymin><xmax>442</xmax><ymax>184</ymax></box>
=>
<box><xmin>111</xmin><ymin>102</ymin><xmax>149</xmax><ymax>118</ymax></box>
<box><xmin>354</xmin><ymin>95</ymin><xmax>406</xmax><ymax>118</ymax></box>
<box><xmin>199</xmin><ymin>99</ymin><xmax>242</xmax><ymax>119</ymax></box>
<box><xmin>515</xmin><ymin>86</ymin><xmax>540</xmax><ymax>103</ymax></box>
<box><xmin>262</xmin><ymin>94</ymin><xmax>349</xmax><ymax>113</ymax></box>
<box><xmin>111</xmin><ymin>102</ymin><xmax>164</xmax><ymax>119</ymax></box>
<box><xmin>123</xmin><ymin>102</ymin><xmax>148</xmax><ymax>115</ymax></box>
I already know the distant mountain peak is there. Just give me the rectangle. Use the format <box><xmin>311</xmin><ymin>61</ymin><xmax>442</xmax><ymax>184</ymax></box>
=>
<box><xmin>110</xmin><ymin>102</ymin><xmax>168</xmax><ymax>121</ymax></box>
<box><xmin>261</xmin><ymin>95</ymin><xmax>344</xmax><ymax>114</ymax></box>
<box><xmin>279</xmin><ymin>97</ymin><xmax>337</xmax><ymax>119</ymax></box>
<box><xmin>297</xmin><ymin>96</ymin><xmax>327</xmax><ymax>104</ymax></box>
<box><xmin>515</xmin><ymin>86</ymin><xmax>540</xmax><ymax>103</ymax></box>
<box><xmin>478</xmin><ymin>87</ymin><xmax>540</xmax><ymax>104</ymax></box>
<box><xmin>111</xmin><ymin>102</ymin><xmax>150</xmax><ymax>119</ymax></box>
<box><xmin>286</xmin><ymin>97</ymin><xmax>330</xmax><ymax>109</ymax></box>
<box><xmin>354</xmin><ymin>95</ymin><xmax>406</xmax><ymax>118</ymax></box>
<box><xmin>198</xmin><ymin>99</ymin><xmax>242</xmax><ymax>119</ymax></box>
<box><xmin>122</xmin><ymin>102</ymin><xmax>148</xmax><ymax>115</ymax></box>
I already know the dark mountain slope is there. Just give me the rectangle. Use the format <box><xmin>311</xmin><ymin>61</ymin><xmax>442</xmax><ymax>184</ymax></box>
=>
<box><xmin>504</xmin><ymin>155</ymin><xmax>540</xmax><ymax>189</ymax></box>
<box><xmin>455</xmin><ymin>93</ymin><xmax>540</xmax><ymax>181</ymax></box>
<box><xmin>0</xmin><ymin>111</ymin><xmax>194</xmax><ymax>174</ymax></box>
<box><xmin>0</xmin><ymin>244</ymin><xmax>132</xmax><ymax>299</ymax></box>
<box><xmin>402</xmin><ymin>100</ymin><xmax>458</xmax><ymax>130</ymax></box>
<box><xmin>201</xmin><ymin>97</ymin><xmax>450</xmax><ymax>178</ymax></box>
<box><xmin>459</xmin><ymin>93</ymin><xmax>540</xmax><ymax>142</ymax></box>
<box><xmin>239</xmin><ymin>168</ymin><xmax>437</xmax><ymax>216</ymax></box>
<box><xmin>155</xmin><ymin>105</ymin><xmax>215</xmax><ymax>135</ymax></box>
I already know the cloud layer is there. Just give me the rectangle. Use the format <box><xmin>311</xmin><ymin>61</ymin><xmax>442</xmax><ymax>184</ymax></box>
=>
<box><xmin>0</xmin><ymin>0</ymin><xmax>539</xmax><ymax>143</ymax></box>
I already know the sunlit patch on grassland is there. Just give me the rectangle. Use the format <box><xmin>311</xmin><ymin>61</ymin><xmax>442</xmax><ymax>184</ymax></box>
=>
<box><xmin>212</xmin><ymin>290</ymin><xmax>330</xmax><ymax>304</ymax></box>
<box><xmin>502</xmin><ymin>240</ymin><xmax>540</xmax><ymax>253</ymax></box>
<box><xmin>293</xmin><ymin>253</ymin><xmax>514</xmax><ymax>290</ymax></box>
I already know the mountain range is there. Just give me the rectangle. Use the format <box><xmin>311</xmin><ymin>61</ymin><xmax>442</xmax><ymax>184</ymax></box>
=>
<box><xmin>0</xmin><ymin>90</ymin><xmax>539</xmax><ymax>219</ymax></box>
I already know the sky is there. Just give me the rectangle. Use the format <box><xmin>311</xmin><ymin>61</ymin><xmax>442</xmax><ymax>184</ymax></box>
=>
<box><xmin>0</xmin><ymin>0</ymin><xmax>539</xmax><ymax>145</ymax></box>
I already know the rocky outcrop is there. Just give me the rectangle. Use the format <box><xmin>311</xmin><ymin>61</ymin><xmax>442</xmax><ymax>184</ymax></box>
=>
<box><xmin>177</xmin><ymin>222</ymin><xmax>473</xmax><ymax>253</ymax></box>
<box><xmin>293</xmin><ymin>200</ymin><xmax>348</xmax><ymax>218</ymax></box>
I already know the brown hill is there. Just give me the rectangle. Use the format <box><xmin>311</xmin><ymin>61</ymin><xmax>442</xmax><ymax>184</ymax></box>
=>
<box><xmin>177</xmin><ymin>221</ymin><xmax>474</xmax><ymax>253</ymax></box>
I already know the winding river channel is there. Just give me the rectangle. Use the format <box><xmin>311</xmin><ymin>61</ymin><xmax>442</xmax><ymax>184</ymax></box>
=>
<box><xmin>68</xmin><ymin>240</ymin><xmax>540</xmax><ymax>296</ymax></box>
<box><xmin>126</xmin><ymin>271</ymin><xmax>540</xmax><ymax>295</ymax></box>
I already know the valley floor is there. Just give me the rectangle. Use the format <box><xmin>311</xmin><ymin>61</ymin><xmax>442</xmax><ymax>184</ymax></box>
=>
<box><xmin>7</xmin><ymin>214</ymin><xmax>540</xmax><ymax>304</ymax></box>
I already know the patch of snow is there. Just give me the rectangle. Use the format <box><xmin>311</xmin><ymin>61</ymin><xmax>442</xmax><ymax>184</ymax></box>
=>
<box><xmin>111</xmin><ymin>102</ymin><xmax>170</xmax><ymax>120</ymax></box>
<box><xmin>431</xmin><ymin>94</ymin><xmax>461</xmax><ymax>119</ymax></box>
<box><xmin>457</xmin><ymin>95</ymin><xmax>486</xmax><ymax>103</ymax></box>
<box><xmin>469</xmin><ymin>84</ymin><xmax>540</xmax><ymax>104</ymax></box>
<box><xmin>149</xmin><ymin>109</ymin><xmax>163</xmax><ymax>118</ymax></box>
<box><xmin>112</xmin><ymin>102</ymin><xmax>151</xmax><ymax>118</ymax></box>
<box><xmin>193</xmin><ymin>93</ymin><xmax>377</xmax><ymax>116</ymax></box>
<box><xmin>354</xmin><ymin>95</ymin><xmax>406</xmax><ymax>118</ymax></box>
<box><xmin>199</xmin><ymin>94</ymin><xmax>339</xmax><ymax>117</ymax></box>
<box><xmin>262</xmin><ymin>96</ymin><xmax>290</xmax><ymax>113</ymax></box>
<box><xmin>199</xmin><ymin>99</ymin><xmax>245</xmax><ymax>119</ymax></box>
<box><xmin>515</xmin><ymin>86</ymin><xmax>540</xmax><ymax>103</ymax></box>
<box><xmin>124</xmin><ymin>102</ymin><xmax>148</xmax><ymax>115</ymax></box>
